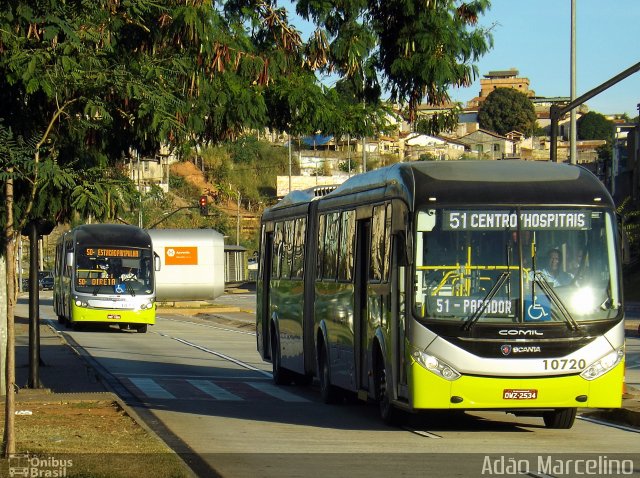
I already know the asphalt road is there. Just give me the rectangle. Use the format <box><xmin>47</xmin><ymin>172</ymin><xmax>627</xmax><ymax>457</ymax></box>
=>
<box><xmin>29</xmin><ymin>292</ymin><xmax>640</xmax><ymax>478</ymax></box>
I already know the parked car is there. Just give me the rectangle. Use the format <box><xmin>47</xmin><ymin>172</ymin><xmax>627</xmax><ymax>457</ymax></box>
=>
<box><xmin>39</xmin><ymin>276</ymin><xmax>54</xmax><ymax>291</ymax></box>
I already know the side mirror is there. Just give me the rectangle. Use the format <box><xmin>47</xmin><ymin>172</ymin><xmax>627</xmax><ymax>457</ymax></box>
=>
<box><xmin>66</xmin><ymin>252</ymin><xmax>74</xmax><ymax>268</ymax></box>
<box><xmin>154</xmin><ymin>253</ymin><xmax>161</xmax><ymax>271</ymax></box>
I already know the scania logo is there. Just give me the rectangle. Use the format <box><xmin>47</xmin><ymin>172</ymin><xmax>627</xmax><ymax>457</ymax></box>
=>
<box><xmin>500</xmin><ymin>344</ymin><xmax>542</xmax><ymax>355</ymax></box>
<box><xmin>498</xmin><ymin>329</ymin><xmax>543</xmax><ymax>336</ymax></box>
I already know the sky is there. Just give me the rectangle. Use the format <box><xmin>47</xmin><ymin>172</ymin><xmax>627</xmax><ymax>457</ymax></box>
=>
<box><xmin>286</xmin><ymin>0</ymin><xmax>640</xmax><ymax>118</ymax></box>
<box><xmin>449</xmin><ymin>0</ymin><xmax>640</xmax><ymax>117</ymax></box>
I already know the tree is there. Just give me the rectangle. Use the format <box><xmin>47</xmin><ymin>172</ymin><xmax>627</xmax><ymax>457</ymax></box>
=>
<box><xmin>577</xmin><ymin>111</ymin><xmax>614</xmax><ymax>141</ymax></box>
<box><xmin>0</xmin><ymin>0</ymin><xmax>305</xmax><ymax>455</ymax></box>
<box><xmin>295</xmin><ymin>0</ymin><xmax>494</xmax><ymax>128</ymax></box>
<box><xmin>478</xmin><ymin>88</ymin><xmax>537</xmax><ymax>136</ymax></box>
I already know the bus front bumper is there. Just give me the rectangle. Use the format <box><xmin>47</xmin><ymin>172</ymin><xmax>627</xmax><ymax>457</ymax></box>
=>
<box><xmin>70</xmin><ymin>302</ymin><xmax>156</xmax><ymax>325</ymax></box>
<box><xmin>408</xmin><ymin>360</ymin><xmax>624</xmax><ymax>410</ymax></box>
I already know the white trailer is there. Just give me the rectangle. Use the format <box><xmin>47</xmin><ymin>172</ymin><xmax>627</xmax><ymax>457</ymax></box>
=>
<box><xmin>148</xmin><ymin>228</ymin><xmax>225</xmax><ymax>301</ymax></box>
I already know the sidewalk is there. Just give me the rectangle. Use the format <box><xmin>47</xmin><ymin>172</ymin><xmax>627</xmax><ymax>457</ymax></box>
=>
<box><xmin>13</xmin><ymin>315</ymin><xmax>112</xmax><ymax>399</ymax></box>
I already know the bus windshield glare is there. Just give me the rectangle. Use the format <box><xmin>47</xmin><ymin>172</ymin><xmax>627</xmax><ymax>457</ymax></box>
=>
<box><xmin>414</xmin><ymin>208</ymin><xmax>620</xmax><ymax>324</ymax></box>
<box><xmin>74</xmin><ymin>246</ymin><xmax>154</xmax><ymax>295</ymax></box>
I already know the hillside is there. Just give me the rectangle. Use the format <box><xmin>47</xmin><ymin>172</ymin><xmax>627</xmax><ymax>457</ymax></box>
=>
<box><xmin>170</xmin><ymin>160</ymin><xmax>260</xmax><ymax>242</ymax></box>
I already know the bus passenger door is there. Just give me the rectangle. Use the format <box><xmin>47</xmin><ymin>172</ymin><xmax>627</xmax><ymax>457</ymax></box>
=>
<box><xmin>354</xmin><ymin>219</ymin><xmax>370</xmax><ymax>391</ymax></box>
<box><xmin>257</xmin><ymin>227</ymin><xmax>273</xmax><ymax>358</ymax></box>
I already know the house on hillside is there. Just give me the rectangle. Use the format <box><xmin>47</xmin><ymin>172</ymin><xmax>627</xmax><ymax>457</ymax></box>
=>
<box><xmin>401</xmin><ymin>133</ymin><xmax>465</xmax><ymax>161</ymax></box>
<box><xmin>457</xmin><ymin>129</ymin><xmax>517</xmax><ymax>159</ymax></box>
<box><xmin>123</xmin><ymin>144</ymin><xmax>175</xmax><ymax>193</ymax></box>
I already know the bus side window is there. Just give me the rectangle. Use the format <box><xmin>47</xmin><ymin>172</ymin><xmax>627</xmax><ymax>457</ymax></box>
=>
<box><xmin>337</xmin><ymin>210</ymin><xmax>356</xmax><ymax>282</ymax></box>
<box><xmin>316</xmin><ymin>214</ymin><xmax>326</xmax><ymax>280</ymax></box>
<box><xmin>272</xmin><ymin>222</ymin><xmax>284</xmax><ymax>279</ymax></box>
<box><xmin>370</xmin><ymin>204</ymin><xmax>390</xmax><ymax>283</ymax></box>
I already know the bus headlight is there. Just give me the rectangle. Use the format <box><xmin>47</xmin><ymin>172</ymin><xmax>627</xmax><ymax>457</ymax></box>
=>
<box><xmin>580</xmin><ymin>348</ymin><xmax>624</xmax><ymax>380</ymax></box>
<box><xmin>74</xmin><ymin>299</ymin><xmax>87</xmax><ymax>307</ymax></box>
<box><xmin>411</xmin><ymin>347</ymin><xmax>461</xmax><ymax>381</ymax></box>
<box><xmin>140</xmin><ymin>302</ymin><xmax>153</xmax><ymax>310</ymax></box>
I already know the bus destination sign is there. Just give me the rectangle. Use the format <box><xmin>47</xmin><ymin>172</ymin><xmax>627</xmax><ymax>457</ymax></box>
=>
<box><xmin>83</xmin><ymin>248</ymin><xmax>140</xmax><ymax>258</ymax></box>
<box><xmin>443</xmin><ymin>210</ymin><xmax>591</xmax><ymax>231</ymax></box>
<box><xmin>77</xmin><ymin>277</ymin><xmax>117</xmax><ymax>287</ymax></box>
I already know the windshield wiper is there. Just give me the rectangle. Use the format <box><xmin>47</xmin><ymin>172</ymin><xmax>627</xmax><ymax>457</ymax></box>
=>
<box><xmin>534</xmin><ymin>273</ymin><xmax>580</xmax><ymax>331</ymax></box>
<box><xmin>463</xmin><ymin>272</ymin><xmax>510</xmax><ymax>331</ymax></box>
<box><xmin>125</xmin><ymin>282</ymin><xmax>136</xmax><ymax>297</ymax></box>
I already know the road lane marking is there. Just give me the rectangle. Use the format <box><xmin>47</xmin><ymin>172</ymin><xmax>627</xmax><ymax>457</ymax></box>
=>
<box><xmin>114</xmin><ymin>372</ymin><xmax>270</xmax><ymax>380</ymax></box>
<box><xmin>169</xmin><ymin>336</ymin><xmax>272</xmax><ymax>378</ymax></box>
<box><xmin>159</xmin><ymin>317</ymin><xmax>256</xmax><ymax>336</ymax></box>
<box><xmin>247</xmin><ymin>382</ymin><xmax>310</xmax><ymax>402</ymax></box>
<box><xmin>187</xmin><ymin>379</ymin><xmax>243</xmax><ymax>401</ymax></box>
<box><xmin>130</xmin><ymin>378</ymin><xmax>175</xmax><ymax>399</ymax></box>
<box><xmin>577</xmin><ymin>415</ymin><xmax>640</xmax><ymax>433</ymax></box>
<box><xmin>402</xmin><ymin>427</ymin><xmax>442</xmax><ymax>439</ymax></box>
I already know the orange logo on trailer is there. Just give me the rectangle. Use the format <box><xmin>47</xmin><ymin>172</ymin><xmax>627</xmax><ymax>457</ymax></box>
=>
<box><xmin>165</xmin><ymin>246</ymin><xmax>198</xmax><ymax>265</ymax></box>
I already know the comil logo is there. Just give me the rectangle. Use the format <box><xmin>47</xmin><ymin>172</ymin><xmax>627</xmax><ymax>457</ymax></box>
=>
<box><xmin>498</xmin><ymin>329</ymin><xmax>543</xmax><ymax>337</ymax></box>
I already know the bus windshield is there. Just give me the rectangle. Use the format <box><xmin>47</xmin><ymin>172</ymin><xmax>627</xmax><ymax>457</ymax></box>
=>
<box><xmin>414</xmin><ymin>208</ymin><xmax>620</xmax><ymax>325</ymax></box>
<box><xmin>74</xmin><ymin>246</ymin><xmax>154</xmax><ymax>295</ymax></box>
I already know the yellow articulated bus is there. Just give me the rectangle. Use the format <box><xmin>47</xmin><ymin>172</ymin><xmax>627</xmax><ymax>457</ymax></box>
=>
<box><xmin>256</xmin><ymin>160</ymin><xmax>625</xmax><ymax>429</ymax></box>
<box><xmin>53</xmin><ymin>224</ymin><xmax>160</xmax><ymax>333</ymax></box>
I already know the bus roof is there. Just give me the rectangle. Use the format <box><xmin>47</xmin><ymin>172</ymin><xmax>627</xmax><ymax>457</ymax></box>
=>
<box><xmin>323</xmin><ymin>160</ymin><xmax>614</xmax><ymax>209</ymax></box>
<box><xmin>264</xmin><ymin>160</ymin><xmax>614</xmax><ymax>220</ymax></box>
<box><xmin>72</xmin><ymin>224</ymin><xmax>152</xmax><ymax>248</ymax></box>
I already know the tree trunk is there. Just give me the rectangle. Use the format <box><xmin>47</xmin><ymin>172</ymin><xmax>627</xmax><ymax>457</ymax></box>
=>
<box><xmin>3</xmin><ymin>171</ymin><xmax>16</xmax><ymax>456</ymax></box>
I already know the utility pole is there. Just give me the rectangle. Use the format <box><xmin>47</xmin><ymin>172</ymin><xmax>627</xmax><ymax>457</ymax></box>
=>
<box><xmin>28</xmin><ymin>222</ymin><xmax>41</xmax><ymax>388</ymax></box>
<box><xmin>288</xmin><ymin>133</ymin><xmax>292</xmax><ymax>194</ymax></box>
<box><xmin>236</xmin><ymin>190</ymin><xmax>241</xmax><ymax>246</ymax></box>
<box><xmin>570</xmin><ymin>0</ymin><xmax>577</xmax><ymax>165</ymax></box>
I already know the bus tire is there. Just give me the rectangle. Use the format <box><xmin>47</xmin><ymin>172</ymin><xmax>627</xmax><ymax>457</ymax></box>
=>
<box><xmin>271</xmin><ymin>328</ymin><xmax>292</xmax><ymax>385</ymax></box>
<box><xmin>543</xmin><ymin>408</ymin><xmax>577</xmax><ymax>429</ymax></box>
<box><xmin>375</xmin><ymin>355</ymin><xmax>402</xmax><ymax>426</ymax></box>
<box><xmin>318</xmin><ymin>343</ymin><xmax>339</xmax><ymax>404</ymax></box>
<box><xmin>136</xmin><ymin>324</ymin><xmax>148</xmax><ymax>333</ymax></box>
<box><xmin>57</xmin><ymin>315</ymin><xmax>65</xmax><ymax>325</ymax></box>
<box><xmin>293</xmin><ymin>373</ymin><xmax>313</xmax><ymax>387</ymax></box>
<box><xmin>72</xmin><ymin>322</ymin><xmax>83</xmax><ymax>331</ymax></box>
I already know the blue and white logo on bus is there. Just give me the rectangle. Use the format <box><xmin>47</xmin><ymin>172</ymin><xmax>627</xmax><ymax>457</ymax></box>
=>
<box><xmin>114</xmin><ymin>283</ymin><xmax>126</xmax><ymax>294</ymax></box>
<box><xmin>524</xmin><ymin>296</ymin><xmax>551</xmax><ymax>322</ymax></box>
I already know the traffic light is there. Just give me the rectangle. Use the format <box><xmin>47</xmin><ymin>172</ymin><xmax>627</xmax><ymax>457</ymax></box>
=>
<box><xmin>199</xmin><ymin>195</ymin><xmax>208</xmax><ymax>216</ymax></box>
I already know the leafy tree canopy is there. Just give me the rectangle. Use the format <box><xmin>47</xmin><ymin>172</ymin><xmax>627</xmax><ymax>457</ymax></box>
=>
<box><xmin>477</xmin><ymin>88</ymin><xmax>537</xmax><ymax>136</ymax></box>
<box><xmin>577</xmin><ymin>111</ymin><xmax>614</xmax><ymax>141</ymax></box>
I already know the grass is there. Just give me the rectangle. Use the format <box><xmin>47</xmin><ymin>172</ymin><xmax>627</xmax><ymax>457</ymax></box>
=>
<box><xmin>0</xmin><ymin>400</ymin><xmax>193</xmax><ymax>478</ymax></box>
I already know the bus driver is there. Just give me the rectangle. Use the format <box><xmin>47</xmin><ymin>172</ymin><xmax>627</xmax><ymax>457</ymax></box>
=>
<box><xmin>540</xmin><ymin>248</ymin><xmax>573</xmax><ymax>287</ymax></box>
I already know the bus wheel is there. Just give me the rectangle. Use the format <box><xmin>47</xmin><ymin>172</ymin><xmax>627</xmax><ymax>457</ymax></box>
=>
<box><xmin>294</xmin><ymin>373</ymin><xmax>313</xmax><ymax>387</ymax></box>
<box><xmin>318</xmin><ymin>343</ymin><xmax>339</xmax><ymax>404</ymax></box>
<box><xmin>543</xmin><ymin>408</ymin><xmax>577</xmax><ymax>429</ymax></box>
<box><xmin>136</xmin><ymin>324</ymin><xmax>148</xmax><ymax>333</ymax></box>
<box><xmin>376</xmin><ymin>359</ymin><xmax>402</xmax><ymax>426</ymax></box>
<box><xmin>271</xmin><ymin>328</ymin><xmax>291</xmax><ymax>385</ymax></box>
<box><xmin>72</xmin><ymin>322</ymin><xmax>83</xmax><ymax>331</ymax></box>
<box><xmin>57</xmin><ymin>315</ymin><xmax>65</xmax><ymax>325</ymax></box>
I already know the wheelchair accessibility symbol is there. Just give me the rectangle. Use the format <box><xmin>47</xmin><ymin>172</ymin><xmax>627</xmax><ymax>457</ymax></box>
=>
<box><xmin>525</xmin><ymin>296</ymin><xmax>551</xmax><ymax>322</ymax></box>
<box><xmin>114</xmin><ymin>283</ymin><xmax>126</xmax><ymax>294</ymax></box>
